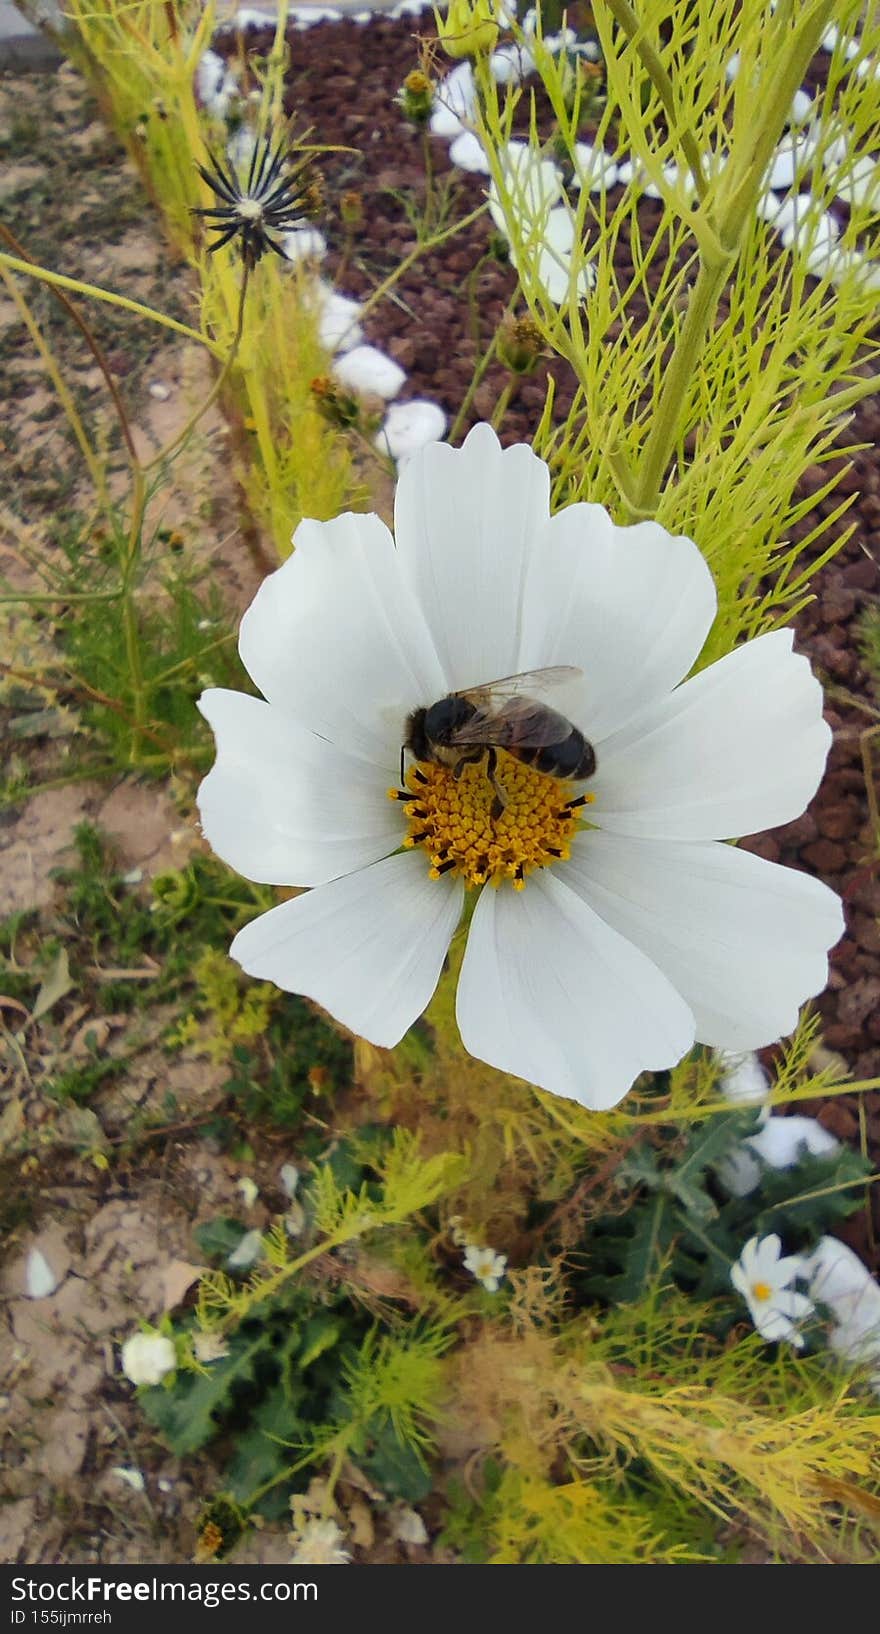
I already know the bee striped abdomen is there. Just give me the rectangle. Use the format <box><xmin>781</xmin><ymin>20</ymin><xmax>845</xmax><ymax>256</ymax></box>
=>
<box><xmin>523</xmin><ymin>731</ymin><xmax>596</xmax><ymax>781</ymax></box>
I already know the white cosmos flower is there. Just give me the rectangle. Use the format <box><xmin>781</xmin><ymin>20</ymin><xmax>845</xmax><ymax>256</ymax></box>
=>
<box><xmin>197</xmin><ymin>424</ymin><xmax>843</xmax><ymax>1110</ymax></box>
<box><xmin>730</xmin><ymin>1235</ymin><xmax>814</xmax><ymax>1348</ymax></box>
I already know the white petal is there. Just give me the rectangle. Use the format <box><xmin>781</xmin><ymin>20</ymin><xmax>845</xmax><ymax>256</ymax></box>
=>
<box><xmin>806</xmin><ymin>1237</ymin><xmax>880</xmax><ymax>1348</ymax></box>
<box><xmin>238</xmin><ymin>512</ymin><xmax>446</xmax><ymax>766</ymax></box>
<box><xmin>333</xmin><ymin>345</ymin><xmax>406</xmax><ymax>401</ymax></box>
<box><xmin>394</xmin><ymin>422</ymin><xmax>551</xmax><ymax>690</ymax></box>
<box><xmin>753</xmin><ymin>1306</ymin><xmax>802</xmax><ymax>1345</ymax></box>
<box><xmin>590</xmin><ymin>630</ymin><xmax>831</xmax><ymax>840</ymax></box>
<box><xmin>519</xmin><ymin>511</ymin><xmax>716</xmax><ymax>742</ymax></box>
<box><xmin>455</xmin><ymin>873</ymin><xmax>694</xmax><ymax>1108</ymax></box>
<box><xmin>559</xmin><ymin>831</ymin><xmax>842</xmax><ymax>1050</ymax></box>
<box><xmin>746</xmin><ymin>1113</ymin><xmax>838</xmax><ymax>1169</ymax></box>
<box><xmin>197</xmin><ymin>690</ymin><xmax>404</xmax><ymax>886</ymax></box>
<box><xmin>231</xmin><ymin>853</ymin><xmax>463</xmax><ymax>1048</ymax></box>
<box><xmin>773</xmin><ymin>1288</ymin><xmax>815</xmax><ymax>1321</ymax></box>
<box><xmin>376</xmin><ymin>400</ymin><xmax>447</xmax><ymax>464</ymax></box>
<box><xmin>719</xmin><ymin>1050</ymin><xmax>769</xmax><ymax>1104</ymax></box>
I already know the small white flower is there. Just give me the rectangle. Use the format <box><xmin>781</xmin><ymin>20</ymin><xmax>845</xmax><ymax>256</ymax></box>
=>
<box><xmin>193</xmin><ymin>1330</ymin><xmax>230</xmax><ymax>1364</ymax></box>
<box><xmin>717</xmin><ymin>1107</ymin><xmax>838</xmax><ymax>1198</ymax></box>
<box><xmin>291</xmin><ymin>1518</ymin><xmax>351</xmax><ymax>1565</ymax></box>
<box><xmin>197</xmin><ymin>425</ymin><xmax>842</xmax><ymax>1109</ymax></box>
<box><xmin>718</xmin><ymin>1050</ymin><xmax>769</xmax><ymax>1105</ymax></box>
<box><xmin>730</xmin><ymin>1235</ymin><xmax>814</xmax><ymax>1348</ymax></box>
<box><xmin>805</xmin><ymin>1237</ymin><xmax>880</xmax><ymax>1369</ymax></box>
<box><xmin>121</xmin><ymin>1331</ymin><xmax>177</xmax><ymax>1386</ymax></box>
<box><xmin>237</xmin><ymin>1176</ymin><xmax>259</xmax><ymax>1208</ymax></box>
<box><xmin>463</xmin><ymin>1243</ymin><xmax>507</xmax><ymax>1292</ymax></box>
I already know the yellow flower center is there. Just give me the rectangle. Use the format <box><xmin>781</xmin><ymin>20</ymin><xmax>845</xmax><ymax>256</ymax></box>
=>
<box><xmin>751</xmin><ymin>1281</ymin><xmax>773</xmax><ymax>1302</ymax></box>
<box><xmin>389</xmin><ymin>751</ymin><xmax>592</xmax><ymax>890</ymax></box>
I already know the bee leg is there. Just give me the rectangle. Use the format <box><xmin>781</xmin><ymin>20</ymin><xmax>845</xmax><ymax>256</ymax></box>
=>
<box><xmin>399</xmin><ymin>743</ymin><xmax>406</xmax><ymax>788</ymax></box>
<box><xmin>452</xmin><ymin>751</ymin><xmax>482</xmax><ymax>781</ymax></box>
<box><xmin>486</xmin><ymin>747</ymin><xmax>507</xmax><ymax>821</ymax></box>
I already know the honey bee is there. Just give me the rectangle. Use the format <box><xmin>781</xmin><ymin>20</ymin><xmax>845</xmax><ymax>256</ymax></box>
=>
<box><xmin>403</xmin><ymin>666</ymin><xmax>596</xmax><ymax>819</ymax></box>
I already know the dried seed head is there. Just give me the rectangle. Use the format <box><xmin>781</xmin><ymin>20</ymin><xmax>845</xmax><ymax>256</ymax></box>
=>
<box><xmin>498</xmin><ymin>312</ymin><xmax>544</xmax><ymax>374</ymax></box>
<box><xmin>310</xmin><ymin>375</ymin><xmax>361</xmax><ymax>429</ymax></box>
<box><xmin>339</xmin><ymin>188</ymin><xmax>364</xmax><ymax>228</ymax></box>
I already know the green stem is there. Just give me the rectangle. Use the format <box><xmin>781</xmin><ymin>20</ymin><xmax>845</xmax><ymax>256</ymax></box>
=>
<box><xmin>0</xmin><ymin>252</ymin><xmax>222</xmax><ymax>354</ymax></box>
<box><xmin>355</xmin><ymin>204</ymin><xmax>487</xmax><ymax>331</ymax></box>
<box><xmin>602</xmin><ymin>0</ymin><xmax>709</xmax><ymax>203</ymax></box>
<box><xmin>629</xmin><ymin>251</ymin><xmax>732</xmax><ymax>517</ymax></box>
<box><xmin>627</xmin><ymin>0</ymin><xmax>836</xmax><ymax>518</ymax></box>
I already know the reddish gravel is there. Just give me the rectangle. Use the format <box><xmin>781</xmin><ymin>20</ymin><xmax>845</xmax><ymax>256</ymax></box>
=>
<box><xmin>218</xmin><ymin>13</ymin><xmax>880</xmax><ymax>1264</ymax></box>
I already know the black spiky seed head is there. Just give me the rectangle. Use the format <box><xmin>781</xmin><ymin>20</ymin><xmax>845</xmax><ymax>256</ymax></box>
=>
<box><xmin>192</xmin><ymin>136</ymin><xmax>307</xmax><ymax>270</ymax></box>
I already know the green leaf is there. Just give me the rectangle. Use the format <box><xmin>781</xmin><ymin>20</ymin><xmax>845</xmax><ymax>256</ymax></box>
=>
<box><xmin>141</xmin><ymin>1328</ymin><xmax>273</xmax><ymax>1455</ymax></box>
<box><xmin>298</xmin><ymin>1315</ymin><xmax>343</xmax><ymax>1370</ymax></box>
<box><xmin>362</xmin><ymin>1423</ymin><xmax>432</xmax><ymax>1503</ymax></box>
<box><xmin>194</xmin><ymin>1216</ymin><xmax>248</xmax><ymax>1263</ymax></box>
<box><xmin>226</xmin><ymin>1382</ymin><xmax>306</xmax><ymax>1510</ymax></box>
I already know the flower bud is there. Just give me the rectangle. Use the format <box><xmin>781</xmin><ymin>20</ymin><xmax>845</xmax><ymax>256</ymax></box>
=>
<box><xmin>121</xmin><ymin>1330</ymin><xmax>177</xmax><ymax>1387</ymax></box>
<box><xmin>434</xmin><ymin>0</ymin><xmax>499</xmax><ymax>59</ymax></box>
<box><xmin>497</xmin><ymin>312</ymin><xmax>544</xmax><ymax>374</ymax></box>
<box><xmin>339</xmin><ymin>189</ymin><xmax>364</xmax><ymax>228</ymax></box>
<box><xmin>398</xmin><ymin>69</ymin><xmax>434</xmax><ymax>125</ymax></box>
<box><xmin>310</xmin><ymin>375</ymin><xmax>361</xmax><ymax>429</ymax></box>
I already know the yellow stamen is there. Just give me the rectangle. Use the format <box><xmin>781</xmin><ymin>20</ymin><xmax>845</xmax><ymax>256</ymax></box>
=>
<box><xmin>751</xmin><ymin>1281</ymin><xmax>773</xmax><ymax>1302</ymax></box>
<box><xmin>389</xmin><ymin>751</ymin><xmax>593</xmax><ymax>890</ymax></box>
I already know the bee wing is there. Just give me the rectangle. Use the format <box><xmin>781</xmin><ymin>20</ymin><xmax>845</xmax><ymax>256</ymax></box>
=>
<box><xmin>445</xmin><ymin>695</ymin><xmax>577</xmax><ymax>751</ymax></box>
<box><xmin>454</xmin><ymin>665</ymin><xmax>583</xmax><ymax>702</ymax></box>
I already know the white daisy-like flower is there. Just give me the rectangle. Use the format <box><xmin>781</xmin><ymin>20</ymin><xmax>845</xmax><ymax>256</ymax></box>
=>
<box><xmin>291</xmin><ymin>1518</ymin><xmax>351</xmax><ymax>1565</ymax></box>
<box><xmin>730</xmin><ymin>1235</ymin><xmax>814</xmax><ymax>1348</ymax></box>
<box><xmin>489</xmin><ymin>142</ymin><xmax>595</xmax><ymax>304</ymax></box>
<box><xmin>805</xmin><ymin>1236</ymin><xmax>880</xmax><ymax>1369</ymax></box>
<box><xmin>121</xmin><ymin>1331</ymin><xmax>177</xmax><ymax>1386</ymax></box>
<box><xmin>197</xmin><ymin>424</ymin><xmax>842</xmax><ymax>1110</ymax></box>
<box><xmin>463</xmin><ymin>1243</ymin><xmax>507</xmax><ymax>1291</ymax></box>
